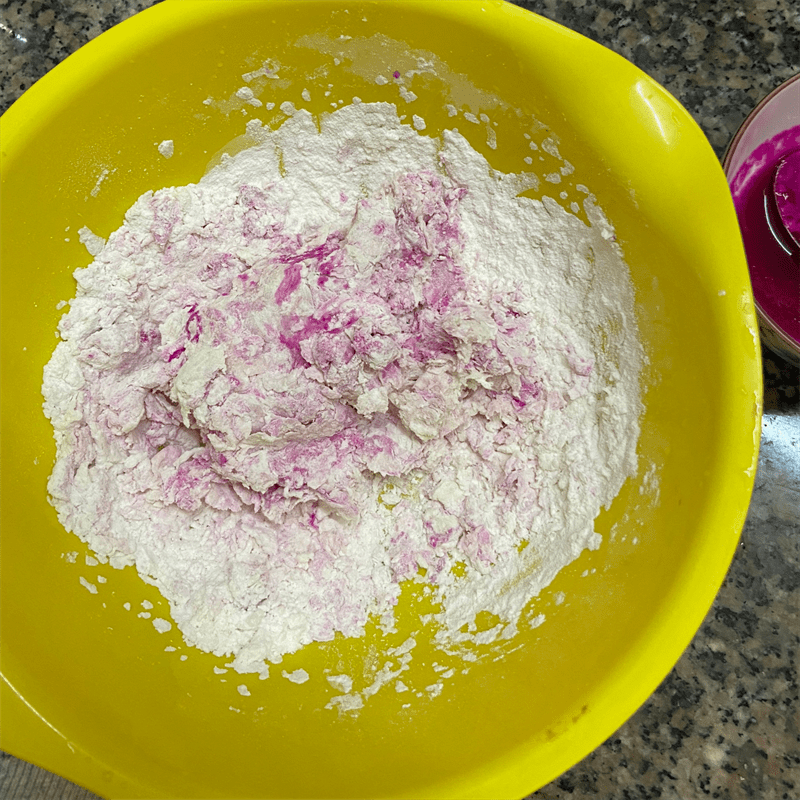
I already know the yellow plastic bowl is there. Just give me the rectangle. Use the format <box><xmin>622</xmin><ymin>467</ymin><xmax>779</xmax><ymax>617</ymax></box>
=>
<box><xmin>0</xmin><ymin>2</ymin><xmax>761</xmax><ymax>798</ymax></box>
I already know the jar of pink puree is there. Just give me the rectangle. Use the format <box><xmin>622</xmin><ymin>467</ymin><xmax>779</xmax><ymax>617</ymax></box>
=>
<box><xmin>724</xmin><ymin>73</ymin><xmax>800</xmax><ymax>367</ymax></box>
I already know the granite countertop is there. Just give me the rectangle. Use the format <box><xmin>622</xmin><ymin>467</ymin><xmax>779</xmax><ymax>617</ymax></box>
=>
<box><xmin>1</xmin><ymin>1</ymin><xmax>798</xmax><ymax>799</ymax></box>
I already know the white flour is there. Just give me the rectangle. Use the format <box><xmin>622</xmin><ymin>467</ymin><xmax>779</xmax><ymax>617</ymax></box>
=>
<box><xmin>44</xmin><ymin>103</ymin><xmax>642</xmax><ymax>692</ymax></box>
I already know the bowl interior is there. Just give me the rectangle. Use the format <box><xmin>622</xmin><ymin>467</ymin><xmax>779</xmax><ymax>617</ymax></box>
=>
<box><xmin>724</xmin><ymin>74</ymin><xmax>800</xmax><ymax>179</ymax></box>
<box><xmin>0</xmin><ymin>2</ymin><xmax>761</xmax><ymax>798</ymax></box>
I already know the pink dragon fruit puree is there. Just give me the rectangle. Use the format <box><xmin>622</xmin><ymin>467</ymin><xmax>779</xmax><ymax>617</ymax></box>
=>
<box><xmin>730</xmin><ymin>124</ymin><xmax>800</xmax><ymax>345</ymax></box>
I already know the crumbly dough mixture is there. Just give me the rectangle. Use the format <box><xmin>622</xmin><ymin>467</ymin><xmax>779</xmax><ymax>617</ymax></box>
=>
<box><xmin>44</xmin><ymin>103</ymin><xmax>642</xmax><ymax>676</ymax></box>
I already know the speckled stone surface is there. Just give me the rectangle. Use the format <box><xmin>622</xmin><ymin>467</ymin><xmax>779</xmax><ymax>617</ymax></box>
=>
<box><xmin>1</xmin><ymin>1</ymin><xmax>798</xmax><ymax>799</ymax></box>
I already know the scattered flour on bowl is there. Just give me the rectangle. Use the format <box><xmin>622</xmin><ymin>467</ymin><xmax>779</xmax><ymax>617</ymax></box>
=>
<box><xmin>283</xmin><ymin>668</ymin><xmax>310</xmax><ymax>684</ymax></box>
<box><xmin>43</xmin><ymin>103</ymin><xmax>642</xmax><ymax>687</ymax></box>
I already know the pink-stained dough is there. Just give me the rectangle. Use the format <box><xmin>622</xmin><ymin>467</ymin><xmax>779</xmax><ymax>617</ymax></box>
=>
<box><xmin>43</xmin><ymin>104</ymin><xmax>642</xmax><ymax>680</ymax></box>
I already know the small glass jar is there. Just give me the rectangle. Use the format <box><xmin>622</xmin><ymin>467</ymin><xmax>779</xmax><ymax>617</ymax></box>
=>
<box><xmin>723</xmin><ymin>73</ymin><xmax>800</xmax><ymax>367</ymax></box>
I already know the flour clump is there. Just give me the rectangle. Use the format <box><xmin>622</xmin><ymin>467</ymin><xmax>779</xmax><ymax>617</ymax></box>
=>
<box><xmin>43</xmin><ymin>103</ymin><xmax>642</xmax><ymax>678</ymax></box>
